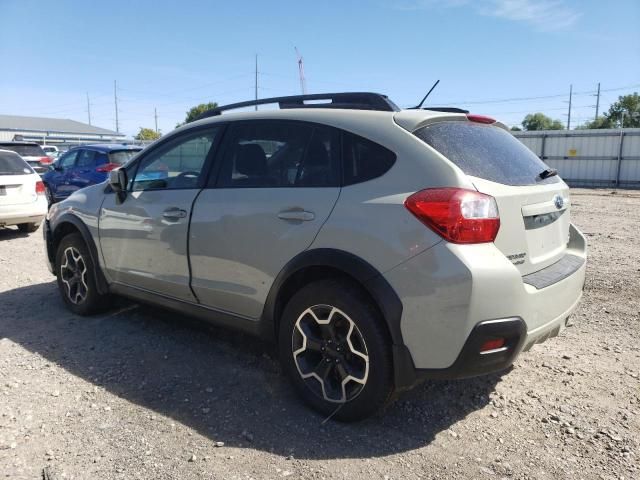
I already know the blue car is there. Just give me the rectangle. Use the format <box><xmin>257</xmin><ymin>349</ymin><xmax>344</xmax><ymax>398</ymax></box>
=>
<box><xmin>43</xmin><ymin>144</ymin><xmax>143</xmax><ymax>204</ymax></box>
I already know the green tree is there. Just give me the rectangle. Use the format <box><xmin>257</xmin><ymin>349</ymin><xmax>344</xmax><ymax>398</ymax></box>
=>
<box><xmin>603</xmin><ymin>92</ymin><xmax>640</xmax><ymax>128</ymax></box>
<box><xmin>177</xmin><ymin>102</ymin><xmax>219</xmax><ymax>127</ymax></box>
<box><xmin>577</xmin><ymin>116</ymin><xmax>612</xmax><ymax>130</ymax></box>
<box><xmin>510</xmin><ymin>125</ymin><xmax>522</xmax><ymax>131</ymax></box>
<box><xmin>134</xmin><ymin>127</ymin><xmax>161</xmax><ymax>141</ymax></box>
<box><xmin>521</xmin><ymin>113</ymin><xmax>564</xmax><ymax>131</ymax></box>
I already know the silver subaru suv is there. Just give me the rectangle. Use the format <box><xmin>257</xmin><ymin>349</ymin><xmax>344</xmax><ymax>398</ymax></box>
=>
<box><xmin>44</xmin><ymin>93</ymin><xmax>587</xmax><ymax>421</ymax></box>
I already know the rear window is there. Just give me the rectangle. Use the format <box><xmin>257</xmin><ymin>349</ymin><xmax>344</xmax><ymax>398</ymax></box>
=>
<box><xmin>0</xmin><ymin>151</ymin><xmax>34</xmax><ymax>175</ymax></box>
<box><xmin>414</xmin><ymin>121</ymin><xmax>559</xmax><ymax>186</ymax></box>
<box><xmin>109</xmin><ymin>149</ymin><xmax>141</xmax><ymax>165</ymax></box>
<box><xmin>0</xmin><ymin>143</ymin><xmax>46</xmax><ymax>157</ymax></box>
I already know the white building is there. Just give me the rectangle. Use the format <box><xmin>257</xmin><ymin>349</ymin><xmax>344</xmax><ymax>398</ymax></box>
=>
<box><xmin>0</xmin><ymin>114</ymin><xmax>125</xmax><ymax>147</ymax></box>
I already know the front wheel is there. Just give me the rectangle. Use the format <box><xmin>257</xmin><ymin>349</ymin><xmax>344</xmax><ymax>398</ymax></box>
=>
<box><xmin>55</xmin><ymin>233</ymin><xmax>111</xmax><ymax>315</ymax></box>
<box><xmin>279</xmin><ymin>279</ymin><xmax>394</xmax><ymax>422</ymax></box>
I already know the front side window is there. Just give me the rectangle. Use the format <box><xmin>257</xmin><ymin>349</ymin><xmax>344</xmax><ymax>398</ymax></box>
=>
<box><xmin>215</xmin><ymin>121</ymin><xmax>339</xmax><ymax>188</ymax></box>
<box><xmin>58</xmin><ymin>150</ymin><xmax>78</xmax><ymax>169</ymax></box>
<box><xmin>132</xmin><ymin>129</ymin><xmax>218</xmax><ymax>191</ymax></box>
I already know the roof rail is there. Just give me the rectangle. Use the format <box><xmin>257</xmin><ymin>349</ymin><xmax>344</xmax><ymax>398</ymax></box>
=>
<box><xmin>196</xmin><ymin>92</ymin><xmax>400</xmax><ymax>120</ymax></box>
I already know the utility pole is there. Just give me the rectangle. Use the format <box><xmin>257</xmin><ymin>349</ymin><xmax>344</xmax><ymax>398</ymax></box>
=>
<box><xmin>254</xmin><ymin>54</ymin><xmax>258</xmax><ymax>111</ymax></box>
<box><xmin>566</xmin><ymin>84</ymin><xmax>572</xmax><ymax>130</ymax></box>
<box><xmin>154</xmin><ymin>108</ymin><xmax>158</xmax><ymax>134</ymax></box>
<box><xmin>86</xmin><ymin>92</ymin><xmax>92</xmax><ymax>125</ymax></box>
<box><xmin>594</xmin><ymin>82</ymin><xmax>601</xmax><ymax>120</ymax></box>
<box><xmin>114</xmin><ymin>80</ymin><xmax>120</xmax><ymax>133</ymax></box>
<box><xmin>295</xmin><ymin>47</ymin><xmax>307</xmax><ymax>95</ymax></box>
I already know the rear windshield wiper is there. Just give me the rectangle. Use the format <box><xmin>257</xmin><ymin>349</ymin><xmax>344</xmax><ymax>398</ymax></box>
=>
<box><xmin>539</xmin><ymin>168</ymin><xmax>558</xmax><ymax>179</ymax></box>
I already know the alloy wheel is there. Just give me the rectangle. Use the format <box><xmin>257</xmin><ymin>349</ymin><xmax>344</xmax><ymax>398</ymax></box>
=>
<box><xmin>60</xmin><ymin>246</ymin><xmax>89</xmax><ymax>304</ymax></box>
<box><xmin>292</xmin><ymin>304</ymin><xmax>369</xmax><ymax>403</ymax></box>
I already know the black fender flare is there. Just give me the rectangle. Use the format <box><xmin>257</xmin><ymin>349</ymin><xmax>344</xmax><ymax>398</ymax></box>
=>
<box><xmin>51</xmin><ymin>214</ymin><xmax>110</xmax><ymax>295</ymax></box>
<box><xmin>261</xmin><ymin>248</ymin><xmax>417</xmax><ymax>390</ymax></box>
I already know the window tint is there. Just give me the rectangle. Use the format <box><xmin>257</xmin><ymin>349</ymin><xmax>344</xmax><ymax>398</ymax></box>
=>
<box><xmin>414</xmin><ymin>121</ymin><xmax>559</xmax><ymax>186</ymax></box>
<box><xmin>132</xmin><ymin>129</ymin><xmax>218</xmax><ymax>191</ymax></box>
<box><xmin>58</xmin><ymin>150</ymin><xmax>78</xmax><ymax>169</ymax></box>
<box><xmin>76</xmin><ymin>149</ymin><xmax>97</xmax><ymax>168</ymax></box>
<box><xmin>216</xmin><ymin>121</ymin><xmax>339</xmax><ymax>188</ymax></box>
<box><xmin>0</xmin><ymin>151</ymin><xmax>33</xmax><ymax>175</ymax></box>
<box><xmin>342</xmin><ymin>133</ymin><xmax>396</xmax><ymax>186</ymax></box>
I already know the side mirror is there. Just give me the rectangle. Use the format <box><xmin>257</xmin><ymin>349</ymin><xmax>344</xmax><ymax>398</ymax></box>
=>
<box><xmin>108</xmin><ymin>168</ymin><xmax>128</xmax><ymax>203</ymax></box>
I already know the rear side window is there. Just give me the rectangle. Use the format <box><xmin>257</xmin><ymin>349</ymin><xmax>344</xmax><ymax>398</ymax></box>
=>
<box><xmin>216</xmin><ymin>121</ymin><xmax>340</xmax><ymax>188</ymax></box>
<box><xmin>414</xmin><ymin>121</ymin><xmax>559</xmax><ymax>186</ymax></box>
<box><xmin>342</xmin><ymin>133</ymin><xmax>396</xmax><ymax>186</ymax></box>
<box><xmin>0</xmin><ymin>151</ymin><xmax>33</xmax><ymax>175</ymax></box>
<box><xmin>76</xmin><ymin>149</ymin><xmax>97</xmax><ymax>167</ymax></box>
<box><xmin>0</xmin><ymin>143</ymin><xmax>46</xmax><ymax>157</ymax></box>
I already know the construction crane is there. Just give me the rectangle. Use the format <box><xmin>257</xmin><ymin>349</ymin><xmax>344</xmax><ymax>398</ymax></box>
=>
<box><xmin>295</xmin><ymin>47</ymin><xmax>307</xmax><ymax>95</ymax></box>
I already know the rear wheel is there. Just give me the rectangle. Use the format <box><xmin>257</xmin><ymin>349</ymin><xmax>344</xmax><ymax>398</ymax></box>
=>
<box><xmin>279</xmin><ymin>279</ymin><xmax>394</xmax><ymax>422</ymax></box>
<box><xmin>55</xmin><ymin>233</ymin><xmax>110</xmax><ymax>315</ymax></box>
<box><xmin>17</xmin><ymin>222</ymin><xmax>40</xmax><ymax>233</ymax></box>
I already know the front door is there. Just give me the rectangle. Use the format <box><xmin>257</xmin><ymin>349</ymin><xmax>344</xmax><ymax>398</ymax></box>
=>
<box><xmin>99</xmin><ymin>127</ymin><xmax>221</xmax><ymax>301</ymax></box>
<box><xmin>189</xmin><ymin>120</ymin><xmax>341</xmax><ymax>319</ymax></box>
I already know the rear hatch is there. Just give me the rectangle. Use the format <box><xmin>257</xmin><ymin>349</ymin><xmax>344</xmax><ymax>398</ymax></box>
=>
<box><xmin>0</xmin><ymin>151</ymin><xmax>39</xmax><ymax>206</ymax></box>
<box><xmin>412</xmin><ymin>119</ymin><xmax>569</xmax><ymax>275</ymax></box>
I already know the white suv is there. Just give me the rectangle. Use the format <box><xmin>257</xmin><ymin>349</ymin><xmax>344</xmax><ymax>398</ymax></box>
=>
<box><xmin>43</xmin><ymin>93</ymin><xmax>587</xmax><ymax>421</ymax></box>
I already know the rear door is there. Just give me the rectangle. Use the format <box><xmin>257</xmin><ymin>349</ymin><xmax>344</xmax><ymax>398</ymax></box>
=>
<box><xmin>99</xmin><ymin>127</ymin><xmax>221</xmax><ymax>301</ymax></box>
<box><xmin>413</xmin><ymin>120</ymin><xmax>569</xmax><ymax>275</ymax></box>
<box><xmin>68</xmin><ymin>148</ymin><xmax>97</xmax><ymax>192</ymax></box>
<box><xmin>190</xmin><ymin>120</ymin><xmax>341</xmax><ymax>319</ymax></box>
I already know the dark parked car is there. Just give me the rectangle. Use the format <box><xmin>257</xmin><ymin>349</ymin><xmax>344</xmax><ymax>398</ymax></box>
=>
<box><xmin>0</xmin><ymin>141</ymin><xmax>52</xmax><ymax>174</ymax></box>
<box><xmin>42</xmin><ymin>144</ymin><xmax>142</xmax><ymax>204</ymax></box>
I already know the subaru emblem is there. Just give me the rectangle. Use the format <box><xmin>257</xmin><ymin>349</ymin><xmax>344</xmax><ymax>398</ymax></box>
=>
<box><xmin>553</xmin><ymin>194</ymin><xmax>564</xmax><ymax>209</ymax></box>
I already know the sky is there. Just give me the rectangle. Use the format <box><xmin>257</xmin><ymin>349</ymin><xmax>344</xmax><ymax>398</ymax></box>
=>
<box><xmin>1</xmin><ymin>0</ymin><xmax>639</xmax><ymax>136</ymax></box>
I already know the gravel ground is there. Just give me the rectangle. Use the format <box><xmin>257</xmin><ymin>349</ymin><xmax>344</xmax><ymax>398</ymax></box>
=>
<box><xmin>0</xmin><ymin>188</ymin><xmax>638</xmax><ymax>480</ymax></box>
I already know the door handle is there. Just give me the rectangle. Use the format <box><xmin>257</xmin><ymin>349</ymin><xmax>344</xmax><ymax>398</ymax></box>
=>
<box><xmin>162</xmin><ymin>208</ymin><xmax>188</xmax><ymax>219</ymax></box>
<box><xmin>277</xmin><ymin>209</ymin><xmax>315</xmax><ymax>221</ymax></box>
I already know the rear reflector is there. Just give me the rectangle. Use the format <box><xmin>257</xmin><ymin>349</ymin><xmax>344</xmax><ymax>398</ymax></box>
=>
<box><xmin>35</xmin><ymin>181</ymin><xmax>45</xmax><ymax>195</ymax></box>
<box><xmin>467</xmin><ymin>114</ymin><xmax>496</xmax><ymax>124</ymax></box>
<box><xmin>404</xmin><ymin>188</ymin><xmax>500</xmax><ymax>244</ymax></box>
<box><xmin>479</xmin><ymin>338</ymin><xmax>506</xmax><ymax>353</ymax></box>
<box><xmin>39</xmin><ymin>156</ymin><xmax>53</xmax><ymax>165</ymax></box>
<box><xmin>96</xmin><ymin>163</ymin><xmax>120</xmax><ymax>173</ymax></box>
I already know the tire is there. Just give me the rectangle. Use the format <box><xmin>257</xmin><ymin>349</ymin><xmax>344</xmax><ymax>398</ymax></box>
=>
<box><xmin>55</xmin><ymin>232</ymin><xmax>111</xmax><ymax>315</ymax></box>
<box><xmin>44</xmin><ymin>185</ymin><xmax>54</xmax><ymax>207</ymax></box>
<box><xmin>17</xmin><ymin>222</ymin><xmax>40</xmax><ymax>233</ymax></box>
<box><xmin>279</xmin><ymin>279</ymin><xmax>394</xmax><ymax>422</ymax></box>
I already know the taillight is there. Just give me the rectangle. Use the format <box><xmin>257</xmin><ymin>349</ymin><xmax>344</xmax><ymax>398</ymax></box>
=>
<box><xmin>35</xmin><ymin>181</ymin><xmax>45</xmax><ymax>195</ymax></box>
<box><xmin>96</xmin><ymin>163</ymin><xmax>120</xmax><ymax>173</ymax></box>
<box><xmin>404</xmin><ymin>188</ymin><xmax>500</xmax><ymax>244</ymax></box>
<box><xmin>39</xmin><ymin>156</ymin><xmax>53</xmax><ymax>165</ymax></box>
<box><xmin>466</xmin><ymin>114</ymin><xmax>496</xmax><ymax>124</ymax></box>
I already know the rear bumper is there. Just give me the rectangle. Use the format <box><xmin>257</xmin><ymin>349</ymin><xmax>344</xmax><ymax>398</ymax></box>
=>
<box><xmin>384</xmin><ymin>223</ymin><xmax>587</xmax><ymax>386</ymax></box>
<box><xmin>0</xmin><ymin>199</ymin><xmax>47</xmax><ymax>226</ymax></box>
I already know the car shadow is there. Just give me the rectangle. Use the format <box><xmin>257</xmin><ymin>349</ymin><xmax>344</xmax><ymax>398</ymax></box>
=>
<box><xmin>0</xmin><ymin>281</ymin><xmax>504</xmax><ymax>460</ymax></box>
<box><xmin>0</xmin><ymin>226</ymin><xmax>30</xmax><ymax>240</ymax></box>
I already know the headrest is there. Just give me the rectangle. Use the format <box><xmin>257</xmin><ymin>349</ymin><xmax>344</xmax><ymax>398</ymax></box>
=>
<box><xmin>236</xmin><ymin>144</ymin><xmax>267</xmax><ymax>176</ymax></box>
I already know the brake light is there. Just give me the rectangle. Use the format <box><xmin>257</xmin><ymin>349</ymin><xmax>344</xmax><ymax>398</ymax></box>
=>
<box><xmin>39</xmin><ymin>156</ymin><xmax>52</xmax><ymax>165</ymax></box>
<box><xmin>404</xmin><ymin>188</ymin><xmax>500</xmax><ymax>244</ymax></box>
<box><xmin>467</xmin><ymin>114</ymin><xmax>496</xmax><ymax>124</ymax></box>
<box><xmin>35</xmin><ymin>181</ymin><xmax>45</xmax><ymax>195</ymax></box>
<box><xmin>96</xmin><ymin>163</ymin><xmax>120</xmax><ymax>173</ymax></box>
